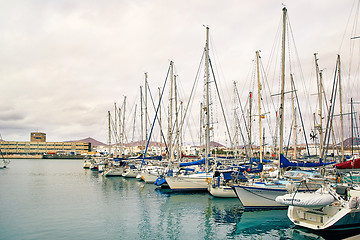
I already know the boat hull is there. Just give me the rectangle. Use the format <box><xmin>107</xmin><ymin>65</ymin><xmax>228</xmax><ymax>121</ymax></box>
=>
<box><xmin>288</xmin><ymin>205</ymin><xmax>360</xmax><ymax>230</ymax></box>
<box><xmin>233</xmin><ymin>184</ymin><xmax>288</xmax><ymax>210</ymax></box>
<box><xmin>122</xmin><ymin>169</ymin><xmax>139</xmax><ymax>178</ymax></box>
<box><xmin>208</xmin><ymin>185</ymin><xmax>237</xmax><ymax>198</ymax></box>
<box><xmin>104</xmin><ymin>167</ymin><xmax>124</xmax><ymax>177</ymax></box>
<box><xmin>140</xmin><ymin>172</ymin><xmax>159</xmax><ymax>184</ymax></box>
<box><xmin>165</xmin><ymin>174</ymin><xmax>211</xmax><ymax>191</ymax></box>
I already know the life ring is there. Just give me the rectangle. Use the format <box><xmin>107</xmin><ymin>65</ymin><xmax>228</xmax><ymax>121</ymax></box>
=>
<box><xmin>205</xmin><ymin>178</ymin><xmax>212</xmax><ymax>184</ymax></box>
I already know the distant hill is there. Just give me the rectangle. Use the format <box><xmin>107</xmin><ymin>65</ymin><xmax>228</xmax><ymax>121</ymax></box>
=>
<box><xmin>341</xmin><ymin>137</ymin><xmax>360</xmax><ymax>147</ymax></box>
<box><xmin>72</xmin><ymin>137</ymin><xmax>106</xmax><ymax>146</ymax></box>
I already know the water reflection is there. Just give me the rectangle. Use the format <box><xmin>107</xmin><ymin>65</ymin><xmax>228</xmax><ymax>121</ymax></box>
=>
<box><xmin>89</xmin><ymin>175</ymin><xmax>360</xmax><ymax>240</ymax></box>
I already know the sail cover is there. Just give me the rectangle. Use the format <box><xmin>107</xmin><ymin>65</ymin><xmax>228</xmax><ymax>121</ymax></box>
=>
<box><xmin>276</xmin><ymin>192</ymin><xmax>335</xmax><ymax>208</ymax></box>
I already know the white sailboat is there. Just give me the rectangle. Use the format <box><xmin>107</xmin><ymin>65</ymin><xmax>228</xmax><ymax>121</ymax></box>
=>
<box><xmin>165</xmin><ymin>26</ymin><xmax>213</xmax><ymax>191</ymax></box>
<box><xmin>233</xmin><ymin>8</ymin><xmax>326</xmax><ymax>209</ymax></box>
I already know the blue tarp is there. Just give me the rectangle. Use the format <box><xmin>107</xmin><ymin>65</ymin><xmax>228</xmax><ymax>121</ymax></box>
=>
<box><xmin>179</xmin><ymin>158</ymin><xmax>205</xmax><ymax>167</ymax></box>
<box><xmin>280</xmin><ymin>154</ymin><xmax>336</xmax><ymax>168</ymax></box>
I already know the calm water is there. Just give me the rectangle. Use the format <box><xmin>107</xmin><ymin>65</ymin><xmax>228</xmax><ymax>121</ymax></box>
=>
<box><xmin>0</xmin><ymin>159</ymin><xmax>359</xmax><ymax>240</ymax></box>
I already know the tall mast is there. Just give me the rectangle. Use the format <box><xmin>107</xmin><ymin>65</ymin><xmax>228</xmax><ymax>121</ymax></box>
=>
<box><xmin>168</xmin><ymin>61</ymin><xmax>174</xmax><ymax>162</ymax></box>
<box><xmin>144</xmin><ymin>73</ymin><xmax>148</xmax><ymax>146</ymax></box>
<box><xmin>205</xmin><ymin>26</ymin><xmax>210</xmax><ymax>173</ymax></box>
<box><xmin>120</xmin><ymin>96</ymin><xmax>126</xmax><ymax>157</ymax></box>
<box><xmin>200</xmin><ymin>102</ymin><xmax>203</xmax><ymax>157</ymax></box>
<box><xmin>108</xmin><ymin>111</ymin><xmax>111</xmax><ymax>157</ymax></box>
<box><xmin>314</xmin><ymin>53</ymin><xmax>323</xmax><ymax>158</ymax></box>
<box><xmin>279</xmin><ymin>7</ymin><xmax>287</xmax><ymax>159</ymax></box>
<box><xmin>256</xmin><ymin>51</ymin><xmax>263</xmax><ymax>163</ymax></box>
<box><xmin>114</xmin><ymin>103</ymin><xmax>118</xmax><ymax>157</ymax></box>
<box><xmin>132</xmin><ymin>104</ymin><xmax>137</xmax><ymax>156</ymax></box>
<box><xmin>337</xmin><ymin>55</ymin><xmax>344</xmax><ymax>162</ymax></box>
<box><xmin>117</xmin><ymin>106</ymin><xmax>121</xmax><ymax>157</ymax></box>
<box><xmin>159</xmin><ymin>88</ymin><xmax>162</xmax><ymax>157</ymax></box>
<box><xmin>233</xmin><ymin>82</ymin><xmax>238</xmax><ymax>158</ymax></box>
<box><xmin>290</xmin><ymin>74</ymin><xmax>297</xmax><ymax>160</ymax></box>
<box><xmin>175</xmin><ymin>75</ymin><xmax>180</xmax><ymax>161</ymax></box>
<box><xmin>351</xmin><ymin>98</ymin><xmax>354</xmax><ymax>156</ymax></box>
<box><xmin>140</xmin><ymin>86</ymin><xmax>144</xmax><ymax>155</ymax></box>
<box><xmin>249</xmin><ymin>91</ymin><xmax>253</xmax><ymax>158</ymax></box>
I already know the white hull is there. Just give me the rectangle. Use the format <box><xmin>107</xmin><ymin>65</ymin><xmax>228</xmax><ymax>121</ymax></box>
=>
<box><xmin>208</xmin><ymin>185</ymin><xmax>237</xmax><ymax>198</ymax></box>
<box><xmin>165</xmin><ymin>173</ymin><xmax>212</xmax><ymax>191</ymax></box>
<box><xmin>122</xmin><ymin>169</ymin><xmax>139</xmax><ymax>178</ymax></box>
<box><xmin>287</xmin><ymin>188</ymin><xmax>360</xmax><ymax>230</ymax></box>
<box><xmin>288</xmin><ymin>205</ymin><xmax>360</xmax><ymax>230</ymax></box>
<box><xmin>140</xmin><ymin>172</ymin><xmax>159</xmax><ymax>184</ymax></box>
<box><xmin>104</xmin><ymin>167</ymin><xmax>124</xmax><ymax>177</ymax></box>
<box><xmin>233</xmin><ymin>183</ymin><xmax>288</xmax><ymax>210</ymax></box>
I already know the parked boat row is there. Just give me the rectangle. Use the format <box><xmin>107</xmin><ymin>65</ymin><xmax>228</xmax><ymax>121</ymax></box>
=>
<box><xmin>84</xmin><ymin>5</ymin><xmax>360</xmax><ymax>234</ymax></box>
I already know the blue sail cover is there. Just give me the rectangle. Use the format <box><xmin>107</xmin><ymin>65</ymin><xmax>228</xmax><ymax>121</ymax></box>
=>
<box><xmin>179</xmin><ymin>158</ymin><xmax>205</xmax><ymax>167</ymax></box>
<box><xmin>280</xmin><ymin>154</ymin><xmax>336</xmax><ymax>168</ymax></box>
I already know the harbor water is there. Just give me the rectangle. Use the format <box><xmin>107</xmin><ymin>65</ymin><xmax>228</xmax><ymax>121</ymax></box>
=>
<box><xmin>1</xmin><ymin>159</ymin><xmax>359</xmax><ymax>240</ymax></box>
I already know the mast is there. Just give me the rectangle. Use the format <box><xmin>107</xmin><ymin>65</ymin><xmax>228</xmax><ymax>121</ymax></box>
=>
<box><xmin>108</xmin><ymin>111</ymin><xmax>111</xmax><ymax>157</ymax></box>
<box><xmin>120</xmin><ymin>96</ymin><xmax>126</xmax><ymax>157</ymax></box>
<box><xmin>132</xmin><ymin>104</ymin><xmax>137</xmax><ymax>156</ymax></box>
<box><xmin>144</xmin><ymin>73</ymin><xmax>148</xmax><ymax>147</ymax></box>
<box><xmin>249</xmin><ymin>91</ymin><xmax>253</xmax><ymax>158</ymax></box>
<box><xmin>159</xmin><ymin>88</ymin><xmax>162</xmax><ymax>157</ymax></box>
<box><xmin>256</xmin><ymin>51</ymin><xmax>263</xmax><ymax>163</ymax></box>
<box><xmin>200</xmin><ymin>102</ymin><xmax>203</xmax><ymax>157</ymax></box>
<box><xmin>314</xmin><ymin>53</ymin><xmax>324</xmax><ymax>158</ymax></box>
<box><xmin>175</xmin><ymin>75</ymin><xmax>180</xmax><ymax>161</ymax></box>
<box><xmin>290</xmin><ymin>74</ymin><xmax>297</xmax><ymax>160</ymax></box>
<box><xmin>168</xmin><ymin>61</ymin><xmax>174</xmax><ymax>162</ymax></box>
<box><xmin>205</xmin><ymin>26</ymin><xmax>210</xmax><ymax>173</ymax></box>
<box><xmin>279</xmin><ymin>7</ymin><xmax>287</xmax><ymax>159</ymax></box>
<box><xmin>114</xmin><ymin>103</ymin><xmax>118</xmax><ymax>157</ymax></box>
<box><xmin>337</xmin><ymin>55</ymin><xmax>344</xmax><ymax>162</ymax></box>
<box><xmin>140</xmin><ymin>86</ymin><xmax>144</xmax><ymax>155</ymax></box>
<box><xmin>351</xmin><ymin>98</ymin><xmax>354</xmax><ymax>156</ymax></box>
<box><xmin>233</xmin><ymin>82</ymin><xmax>238</xmax><ymax>158</ymax></box>
<box><xmin>117</xmin><ymin>106</ymin><xmax>121</xmax><ymax>157</ymax></box>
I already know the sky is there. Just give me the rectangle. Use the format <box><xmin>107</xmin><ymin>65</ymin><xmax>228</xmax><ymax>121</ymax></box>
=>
<box><xmin>0</xmin><ymin>0</ymin><xmax>359</xmax><ymax>146</ymax></box>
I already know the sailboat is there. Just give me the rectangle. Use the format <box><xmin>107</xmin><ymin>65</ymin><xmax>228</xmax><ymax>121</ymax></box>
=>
<box><xmin>232</xmin><ymin>7</ymin><xmax>324</xmax><ymax>209</ymax></box>
<box><xmin>165</xmin><ymin>26</ymin><xmax>213</xmax><ymax>191</ymax></box>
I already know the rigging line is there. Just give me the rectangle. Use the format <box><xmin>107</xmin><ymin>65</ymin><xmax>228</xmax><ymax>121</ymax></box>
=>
<box><xmin>287</xmin><ymin>17</ymin><xmax>313</xmax><ymax>126</ymax></box>
<box><xmin>141</xmin><ymin>63</ymin><xmax>171</xmax><ymax>167</ymax></box>
<box><xmin>349</xmin><ymin>0</ymin><xmax>360</xmax><ymax>81</ymax></box>
<box><xmin>322</xmin><ymin>60</ymin><xmax>339</xmax><ymax>161</ymax></box>
<box><xmin>146</xmin><ymin>80</ymin><xmax>168</xmax><ymax>151</ymax></box>
<box><xmin>339</xmin><ymin>0</ymin><xmax>358</xmax><ymax>53</ymax></box>
<box><xmin>169</xmin><ymin>50</ymin><xmax>205</xmax><ymax>158</ymax></box>
<box><xmin>291</xmin><ymin>76</ymin><xmax>311</xmax><ymax>157</ymax></box>
<box><xmin>235</xmin><ymin>111</ymin><xmax>249</xmax><ymax>158</ymax></box>
<box><xmin>234</xmin><ymin>82</ymin><xmax>252</xmax><ymax>156</ymax></box>
<box><xmin>259</xmin><ymin>55</ymin><xmax>277</xmax><ymax>144</ymax></box>
<box><xmin>209</xmin><ymin>57</ymin><xmax>233</xmax><ymax>148</ymax></box>
<box><xmin>179</xmin><ymin>51</ymin><xmax>205</xmax><ymax>139</ymax></box>
<box><xmin>285</xmin><ymin>118</ymin><xmax>294</xmax><ymax>157</ymax></box>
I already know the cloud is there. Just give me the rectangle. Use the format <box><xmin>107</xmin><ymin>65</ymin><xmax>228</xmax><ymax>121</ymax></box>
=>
<box><xmin>0</xmin><ymin>0</ymin><xmax>358</xmax><ymax>146</ymax></box>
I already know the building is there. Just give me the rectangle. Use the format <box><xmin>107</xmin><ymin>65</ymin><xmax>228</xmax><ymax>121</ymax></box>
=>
<box><xmin>0</xmin><ymin>132</ymin><xmax>91</xmax><ymax>156</ymax></box>
<box><xmin>30</xmin><ymin>132</ymin><xmax>46</xmax><ymax>142</ymax></box>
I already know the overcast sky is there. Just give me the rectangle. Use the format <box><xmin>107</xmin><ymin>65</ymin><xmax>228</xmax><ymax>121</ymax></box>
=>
<box><xmin>0</xmin><ymin>0</ymin><xmax>359</xmax><ymax>145</ymax></box>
